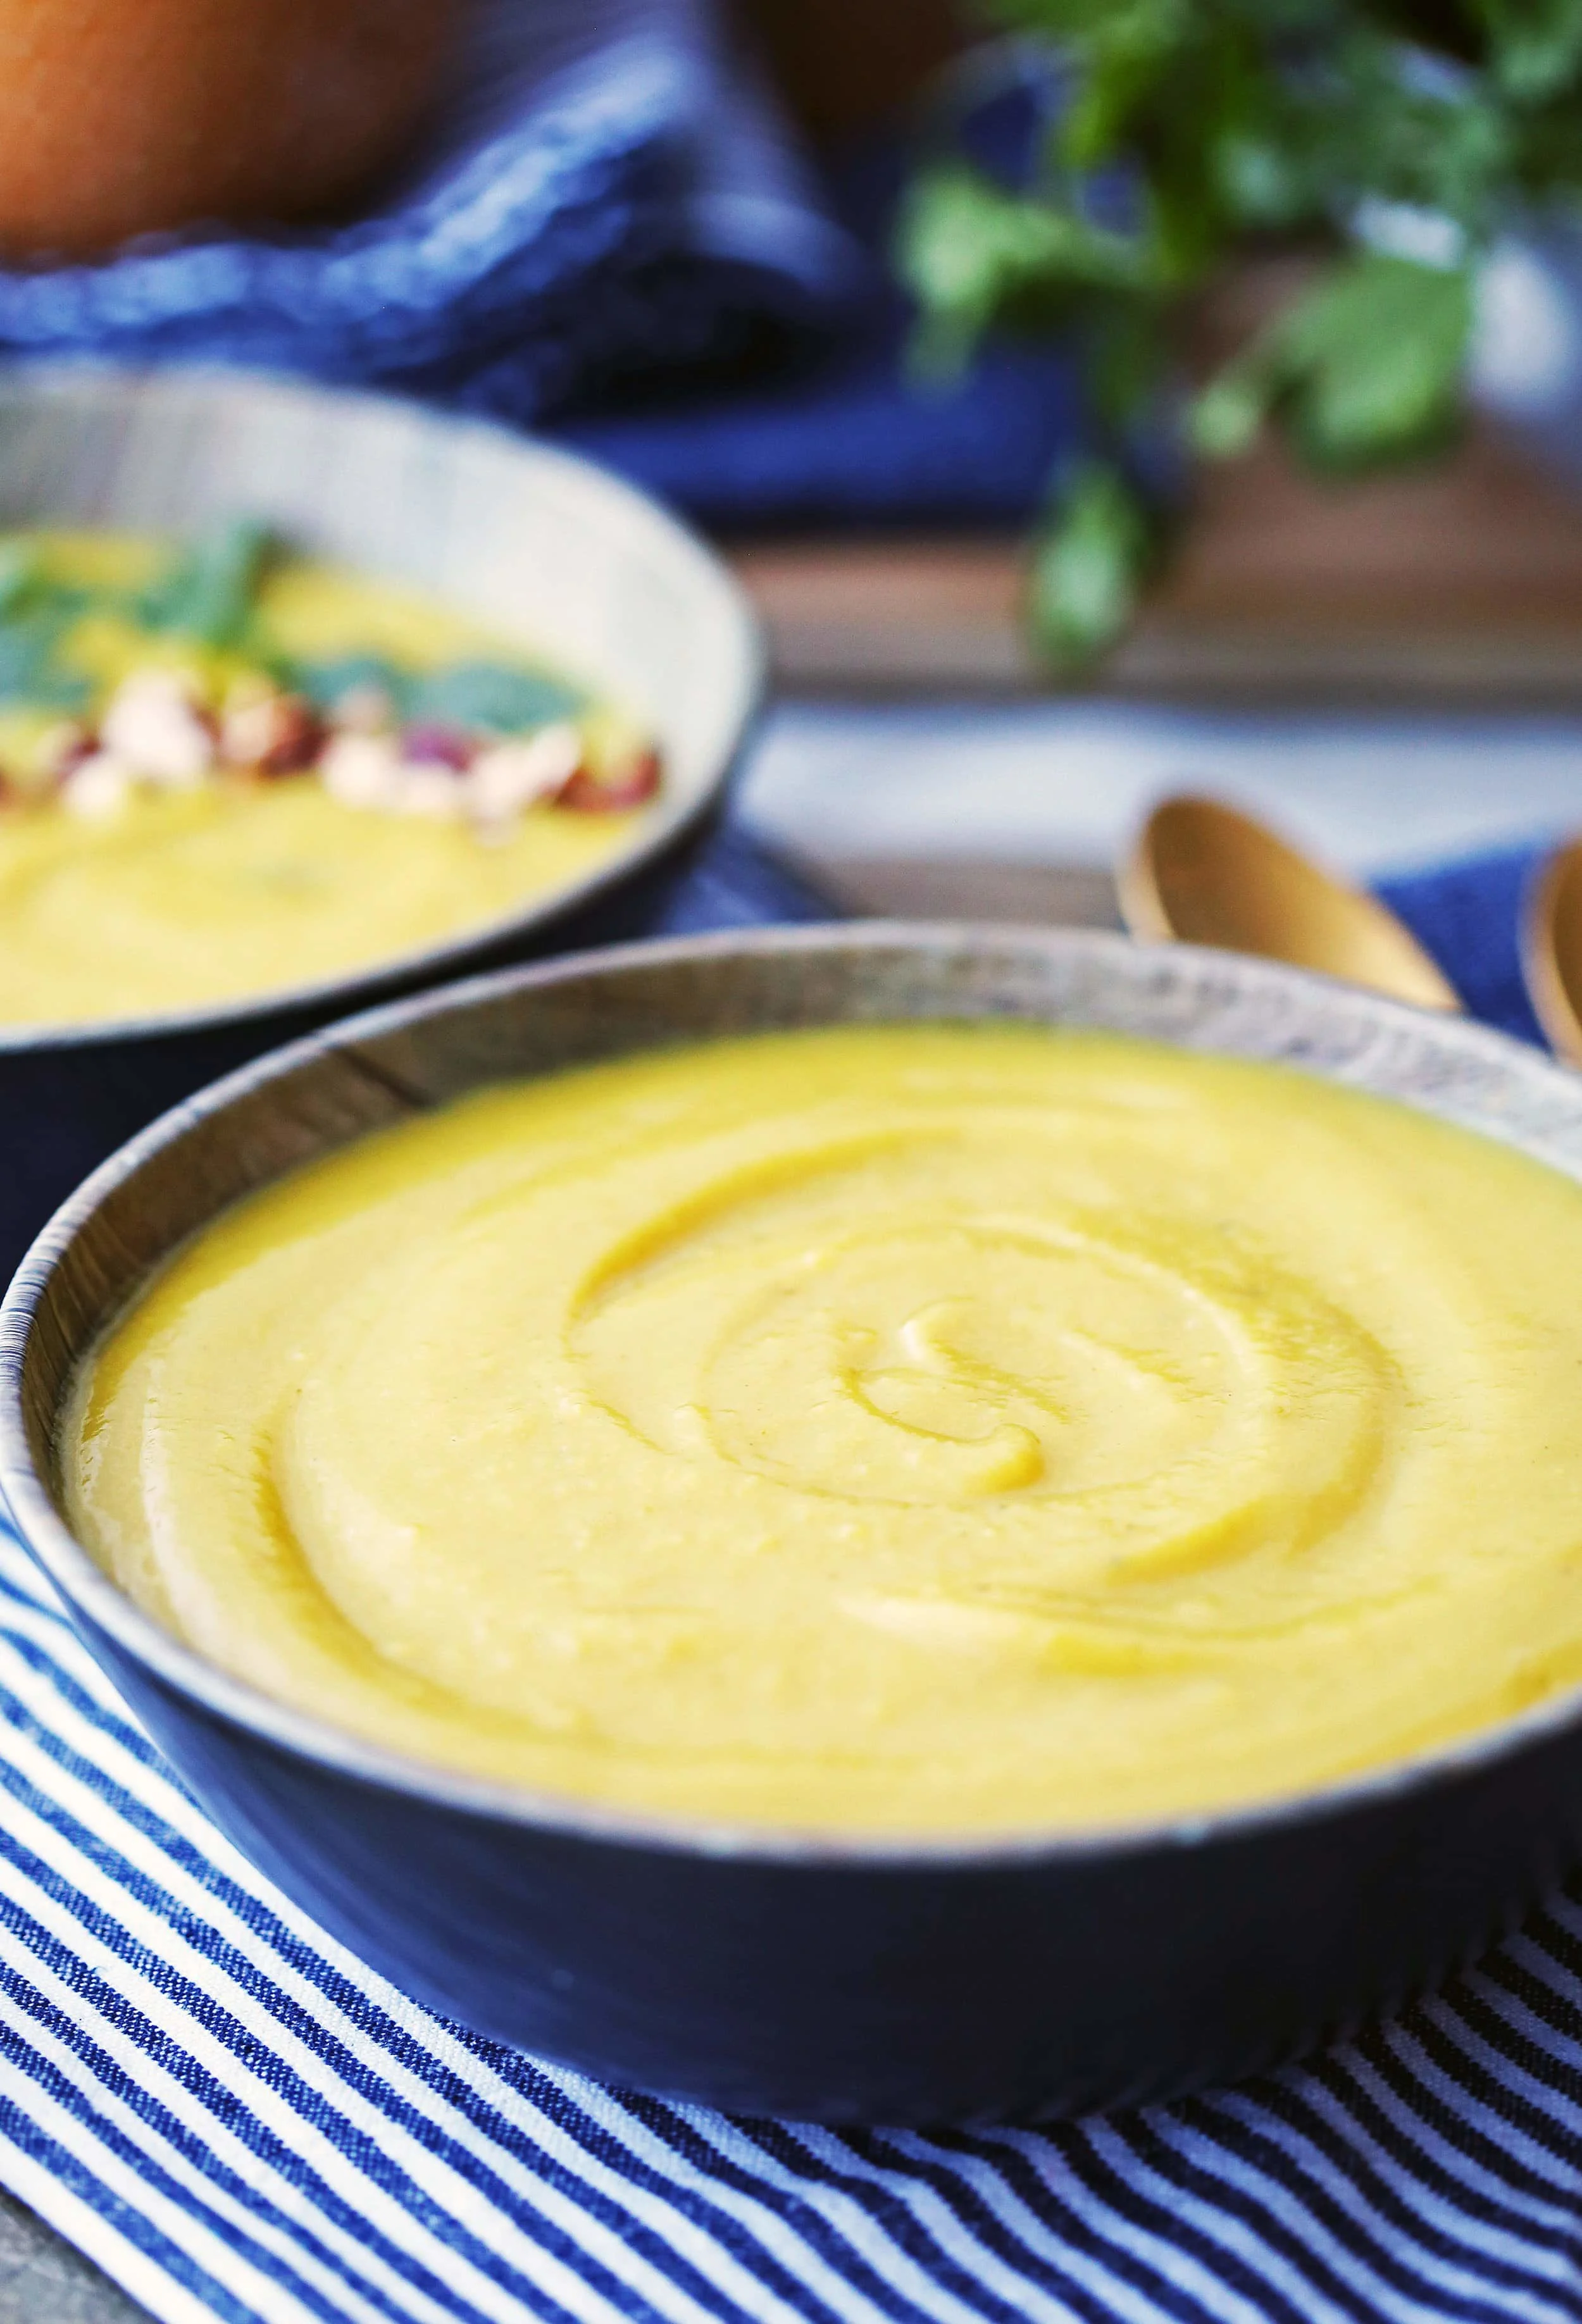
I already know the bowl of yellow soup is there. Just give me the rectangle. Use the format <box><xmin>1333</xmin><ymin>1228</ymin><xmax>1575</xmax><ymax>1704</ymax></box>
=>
<box><xmin>0</xmin><ymin>366</ymin><xmax>760</xmax><ymax>1281</ymax></box>
<box><xmin>8</xmin><ymin>924</ymin><xmax>1582</xmax><ymax>2122</ymax></box>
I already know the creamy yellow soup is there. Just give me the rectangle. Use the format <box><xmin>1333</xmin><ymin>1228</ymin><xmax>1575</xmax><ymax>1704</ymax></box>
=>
<box><xmin>0</xmin><ymin>786</ymin><xmax>635</xmax><ymax>1026</ymax></box>
<box><xmin>64</xmin><ymin>1022</ymin><xmax>1582</xmax><ymax>1836</ymax></box>
<box><xmin>0</xmin><ymin>531</ymin><xmax>653</xmax><ymax>1027</ymax></box>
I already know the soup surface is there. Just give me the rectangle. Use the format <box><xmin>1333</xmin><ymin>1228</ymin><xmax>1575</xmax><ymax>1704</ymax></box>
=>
<box><xmin>0</xmin><ymin>528</ymin><xmax>658</xmax><ymax>1026</ymax></box>
<box><xmin>65</xmin><ymin>1022</ymin><xmax>1582</xmax><ymax>1835</ymax></box>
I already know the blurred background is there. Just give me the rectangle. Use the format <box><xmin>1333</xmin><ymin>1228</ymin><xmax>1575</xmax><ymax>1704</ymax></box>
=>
<box><xmin>722</xmin><ymin>0</ymin><xmax>1582</xmax><ymax>925</ymax></box>
<box><xmin>718</xmin><ymin>0</ymin><xmax>1582</xmax><ymax>917</ymax></box>
<box><xmin>8</xmin><ymin>0</ymin><xmax>1582</xmax><ymax>920</ymax></box>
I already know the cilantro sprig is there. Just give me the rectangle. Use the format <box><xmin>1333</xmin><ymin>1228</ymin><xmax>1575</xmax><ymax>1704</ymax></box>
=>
<box><xmin>900</xmin><ymin>0</ymin><xmax>1582</xmax><ymax>668</ymax></box>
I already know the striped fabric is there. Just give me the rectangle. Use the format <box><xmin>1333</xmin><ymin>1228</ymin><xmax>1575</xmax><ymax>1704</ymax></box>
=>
<box><xmin>6</xmin><ymin>835</ymin><xmax>1582</xmax><ymax>2324</ymax></box>
<box><xmin>4</xmin><ymin>1512</ymin><xmax>1582</xmax><ymax>2324</ymax></box>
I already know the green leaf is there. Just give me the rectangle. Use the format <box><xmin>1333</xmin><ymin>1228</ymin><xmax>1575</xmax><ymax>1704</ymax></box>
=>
<box><xmin>1469</xmin><ymin>0</ymin><xmax>1582</xmax><ymax>99</ymax></box>
<box><xmin>1276</xmin><ymin>252</ymin><xmax>1474</xmax><ymax>467</ymax></box>
<box><xmin>904</xmin><ymin>0</ymin><xmax>1579</xmax><ymax>665</ymax></box>
<box><xmin>0</xmin><ymin>539</ymin><xmax>39</xmax><ymax>620</ymax></box>
<box><xmin>1058</xmin><ymin>0</ymin><xmax>1195</xmax><ymax>167</ymax></box>
<box><xmin>899</xmin><ymin>167</ymin><xmax>1155</xmax><ymax>368</ymax></box>
<box><xmin>1089</xmin><ymin>302</ymin><xmax>1170</xmax><ymax>424</ymax></box>
<box><xmin>287</xmin><ymin>654</ymin><xmax>413</xmax><ymax>717</ymax></box>
<box><xmin>289</xmin><ymin>654</ymin><xmax>583</xmax><ymax>735</ymax></box>
<box><xmin>1190</xmin><ymin>361</ymin><xmax>1275</xmax><ymax>459</ymax></box>
<box><xmin>1192</xmin><ymin>253</ymin><xmax>1473</xmax><ymax>472</ymax></box>
<box><xmin>0</xmin><ymin>609</ymin><xmax>87</xmax><ymax>709</ymax></box>
<box><xmin>409</xmin><ymin>662</ymin><xmax>584</xmax><ymax>734</ymax></box>
<box><xmin>1027</xmin><ymin>464</ymin><xmax>1157</xmax><ymax>673</ymax></box>
<box><xmin>139</xmin><ymin>519</ymin><xmax>275</xmax><ymax>649</ymax></box>
<box><xmin>1211</xmin><ymin>129</ymin><xmax>1314</xmax><ymax>228</ymax></box>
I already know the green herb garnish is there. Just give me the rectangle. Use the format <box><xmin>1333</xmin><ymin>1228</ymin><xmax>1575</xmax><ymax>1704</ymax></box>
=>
<box><xmin>138</xmin><ymin>519</ymin><xmax>273</xmax><ymax>650</ymax></box>
<box><xmin>0</xmin><ymin>539</ymin><xmax>40</xmax><ymax>621</ymax></box>
<box><xmin>0</xmin><ymin>546</ymin><xmax>89</xmax><ymax>710</ymax></box>
<box><xmin>408</xmin><ymin>661</ymin><xmax>584</xmax><ymax>735</ymax></box>
<box><xmin>902</xmin><ymin>0</ymin><xmax>1582</xmax><ymax>668</ymax></box>
<box><xmin>287</xmin><ymin>654</ymin><xmax>414</xmax><ymax>718</ymax></box>
<box><xmin>0</xmin><ymin>614</ymin><xmax>90</xmax><ymax>710</ymax></box>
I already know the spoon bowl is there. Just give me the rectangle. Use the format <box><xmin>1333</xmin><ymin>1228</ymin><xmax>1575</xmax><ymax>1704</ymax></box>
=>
<box><xmin>1523</xmin><ymin>841</ymin><xmax>1582</xmax><ymax>1066</ymax></box>
<box><xmin>1121</xmin><ymin>794</ymin><xmax>1460</xmax><ymax>1012</ymax></box>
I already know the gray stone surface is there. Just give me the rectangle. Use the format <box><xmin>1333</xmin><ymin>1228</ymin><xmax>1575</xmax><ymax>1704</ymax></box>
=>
<box><xmin>0</xmin><ymin>2186</ymin><xmax>147</xmax><ymax>2321</ymax></box>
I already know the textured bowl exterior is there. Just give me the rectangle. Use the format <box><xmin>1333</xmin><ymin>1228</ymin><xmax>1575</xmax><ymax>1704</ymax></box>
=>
<box><xmin>0</xmin><ymin>364</ymin><xmax>761</xmax><ymax>1281</ymax></box>
<box><xmin>9</xmin><ymin>926</ymin><xmax>1582</xmax><ymax>2122</ymax></box>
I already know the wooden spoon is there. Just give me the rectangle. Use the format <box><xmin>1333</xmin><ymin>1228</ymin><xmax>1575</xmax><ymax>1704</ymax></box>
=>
<box><xmin>1120</xmin><ymin>793</ymin><xmax>1461</xmax><ymax>1012</ymax></box>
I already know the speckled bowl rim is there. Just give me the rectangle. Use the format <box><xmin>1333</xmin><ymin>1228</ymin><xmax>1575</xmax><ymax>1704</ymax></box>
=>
<box><xmin>0</xmin><ymin>364</ymin><xmax>764</xmax><ymax>1052</ymax></box>
<box><xmin>8</xmin><ymin>919</ymin><xmax>1582</xmax><ymax>1869</ymax></box>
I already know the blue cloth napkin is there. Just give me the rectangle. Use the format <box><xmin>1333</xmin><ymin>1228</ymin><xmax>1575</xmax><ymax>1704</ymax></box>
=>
<box><xmin>0</xmin><ymin>0</ymin><xmax>1089</xmax><ymax>534</ymax></box>
<box><xmin>1379</xmin><ymin>843</ymin><xmax>1549</xmax><ymax>1046</ymax></box>
<box><xmin>551</xmin><ymin>65</ymin><xmax>1093</xmax><ymax>528</ymax></box>
<box><xmin>552</xmin><ymin>137</ymin><xmax>1088</xmax><ymax>533</ymax></box>
<box><xmin>3</xmin><ymin>823</ymin><xmax>1578</xmax><ymax>2324</ymax></box>
<box><xmin>0</xmin><ymin>0</ymin><xmax>859</xmax><ymax>425</ymax></box>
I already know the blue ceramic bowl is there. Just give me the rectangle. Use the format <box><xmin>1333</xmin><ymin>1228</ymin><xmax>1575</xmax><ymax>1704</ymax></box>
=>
<box><xmin>8</xmin><ymin>923</ymin><xmax>1582</xmax><ymax>2123</ymax></box>
<box><xmin>0</xmin><ymin>364</ymin><xmax>761</xmax><ymax>1283</ymax></box>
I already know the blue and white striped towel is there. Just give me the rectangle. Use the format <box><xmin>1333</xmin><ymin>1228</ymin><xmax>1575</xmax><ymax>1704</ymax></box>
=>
<box><xmin>4</xmin><ymin>829</ymin><xmax>1582</xmax><ymax>2324</ymax></box>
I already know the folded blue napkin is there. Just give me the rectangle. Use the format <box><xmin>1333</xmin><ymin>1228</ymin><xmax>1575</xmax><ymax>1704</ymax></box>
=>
<box><xmin>552</xmin><ymin>137</ymin><xmax>1089</xmax><ymax>532</ymax></box>
<box><xmin>0</xmin><ymin>0</ymin><xmax>1088</xmax><ymax>533</ymax></box>
<box><xmin>0</xmin><ymin>819</ymin><xmax>1578</xmax><ymax>2324</ymax></box>
<box><xmin>1379</xmin><ymin>843</ymin><xmax>1548</xmax><ymax>1045</ymax></box>
<box><xmin>0</xmin><ymin>0</ymin><xmax>858</xmax><ymax>423</ymax></box>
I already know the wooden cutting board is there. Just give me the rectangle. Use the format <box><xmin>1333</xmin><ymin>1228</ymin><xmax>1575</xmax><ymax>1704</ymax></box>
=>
<box><xmin>731</xmin><ymin>423</ymin><xmax>1582</xmax><ymax>702</ymax></box>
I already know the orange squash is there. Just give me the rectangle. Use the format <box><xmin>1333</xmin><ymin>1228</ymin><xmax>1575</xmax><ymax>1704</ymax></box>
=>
<box><xmin>0</xmin><ymin>0</ymin><xmax>457</xmax><ymax>260</ymax></box>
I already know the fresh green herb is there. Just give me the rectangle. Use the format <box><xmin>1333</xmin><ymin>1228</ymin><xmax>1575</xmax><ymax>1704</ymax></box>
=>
<box><xmin>139</xmin><ymin>519</ymin><xmax>273</xmax><ymax>650</ymax></box>
<box><xmin>0</xmin><ymin>611</ymin><xmax>89</xmax><ymax>709</ymax></box>
<box><xmin>901</xmin><ymin>0</ymin><xmax>1582</xmax><ymax>668</ymax></box>
<box><xmin>1028</xmin><ymin>461</ymin><xmax>1161</xmax><ymax>666</ymax></box>
<box><xmin>0</xmin><ymin>539</ymin><xmax>89</xmax><ymax>707</ymax></box>
<box><xmin>0</xmin><ymin>539</ymin><xmax>40</xmax><ymax>621</ymax></box>
<box><xmin>1192</xmin><ymin>250</ymin><xmax>1475</xmax><ymax>468</ymax></box>
<box><xmin>287</xmin><ymin>653</ymin><xmax>414</xmax><ymax>718</ymax></box>
<box><xmin>408</xmin><ymin>661</ymin><xmax>584</xmax><ymax>734</ymax></box>
<box><xmin>285</xmin><ymin>656</ymin><xmax>582</xmax><ymax>733</ymax></box>
<box><xmin>0</xmin><ymin>531</ymin><xmax>602</xmax><ymax>759</ymax></box>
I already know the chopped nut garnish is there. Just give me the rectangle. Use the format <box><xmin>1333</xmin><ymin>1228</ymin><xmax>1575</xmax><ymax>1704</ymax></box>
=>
<box><xmin>220</xmin><ymin>684</ymin><xmax>323</xmax><ymax>777</ymax></box>
<box><xmin>61</xmin><ymin>753</ymin><xmax>136</xmax><ymax>819</ymax></box>
<box><xmin>0</xmin><ymin>522</ymin><xmax>663</xmax><ymax>842</ymax></box>
<box><xmin>320</xmin><ymin>730</ymin><xmax>405</xmax><ymax>812</ymax></box>
<box><xmin>556</xmin><ymin>749</ymin><xmax>662</xmax><ymax>813</ymax></box>
<box><xmin>2</xmin><ymin>654</ymin><xmax>659</xmax><ymax>836</ymax></box>
<box><xmin>101</xmin><ymin>671</ymin><xmax>215</xmax><ymax>788</ymax></box>
<box><xmin>394</xmin><ymin>762</ymin><xmax>467</xmax><ymax>821</ymax></box>
<box><xmin>468</xmin><ymin>724</ymin><xmax>582</xmax><ymax>826</ymax></box>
